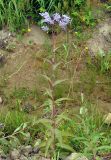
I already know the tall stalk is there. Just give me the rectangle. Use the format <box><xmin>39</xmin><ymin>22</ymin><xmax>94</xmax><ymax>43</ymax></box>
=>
<box><xmin>40</xmin><ymin>12</ymin><xmax>71</xmax><ymax>156</ymax></box>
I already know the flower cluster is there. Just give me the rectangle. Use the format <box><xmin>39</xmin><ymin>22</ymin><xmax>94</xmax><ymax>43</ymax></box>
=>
<box><xmin>39</xmin><ymin>12</ymin><xmax>71</xmax><ymax>31</ymax></box>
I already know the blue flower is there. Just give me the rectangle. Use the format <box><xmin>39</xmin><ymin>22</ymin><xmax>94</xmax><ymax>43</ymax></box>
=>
<box><xmin>40</xmin><ymin>12</ymin><xmax>54</xmax><ymax>25</ymax></box>
<box><xmin>59</xmin><ymin>15</ymin><xmax>71</xmax><ymax>30</ymax></box>
<box><xmin>62</xmin><ymin>15</ymin><xmax>71</xmax><ymax>24</ymax></box>
<box><xmin>40</xmin><ymin>12</ymin><xmax>71</xmax><ymax>32</ymax></box>
<box><xmin>53</xmin><ymin>13</ymin><xmax>61</xmax><ymax>23</ymax></box>
<box><xmin>41</xmin><ymin>26</ymin><xmax>49</xmax><ymax>31</ymax></box>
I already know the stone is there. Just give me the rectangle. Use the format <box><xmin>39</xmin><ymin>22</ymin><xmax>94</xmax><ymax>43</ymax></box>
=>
<box><xmin>29</xmin><ymin>154</ymin><xmax>40</xmax><ymax>160</ymax></box>
<box><xmin>0</xmin><ymin>29</ymin><xmax>11</xmax><ymax>40</ymax></box>
<box><xmin>22</xmin><ymin>145</ymin><xmax>33</xmax><ymax>156</ymax></box>
<box><xmin>104</xmin><ymin>113</ymin><xmax>111</xmax><ymax>125</ymax></box>
<box><xmin>0</xmin><ymin>149</ymin><xmax>6</xmax><ymax>159</ymax></box>
<box><xmin>33</xmin><ymin>146</ymin><xmax>39</xmax><ymax>154</ymax></box>
<box><xmin>64</xmin><ymin>153</ymin><xmax>88</xmax><ymax>160</ymax></box>
<box><xmin>10</xmin><ymin>149</ymin><xmax>20</xmax><ymax>160</ymax></box>
<box><xmin>40</xmin><ymin>158</ymin><xmax>50</xmax><ymax>160</ymax></box>
<box><xmin>87</xmin><ymin>18</ymin><xmax>111</xmax><ymax>55</ymax></box>
<box><xmin>6</xmin><ymin>157</ymin><xmax>11</xmax><ymax>160</ymax></box>
<box><xmin>20</xmin><ymin>155</ymin><xmax>28</xmax><ymax>160</ymax></box>
<box><xmin>0</xmin><ymin>53</ymin><xmax>6</xmax><ymax>65</ymax></box>
<box><xmin>0</xmin><ymin>97</ymin><xmax>3</xmax><ymax>104</ymax></box>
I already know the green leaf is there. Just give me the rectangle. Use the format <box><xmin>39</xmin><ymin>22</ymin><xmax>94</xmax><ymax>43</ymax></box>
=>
<box><xmin>43</xmin><ymin>99</ymin><xmax>53</xmax><ymax>109</ymax></box>
<box><xmin>34</xmin><ymin>139</ymin><xmax>41</xmax><ymax>147</ymax></box>
<box><xmin>53</xmin><ymin>62</ymin><xmax>61</xmax><ymax>71</ymax></box>
<box><xmin>57</xmin><ymin>143</ymin><xmax>74</xmax><ymax>152</ymax></box>
<box><xmin>97</xmin><ymin>146</ymin><xmax>111</xmax><ymax>151</ymax></box>
<box><xmin>44</xmin><ymin>88</ymin><xmax>53</xmax><ymax>99</ymax></box>
<box><xmin>55</xmin><ymin>129</ymin><xmax>62</xmax><ymax>145</ymax></box>
<box><xmin>72</xmin><ymin>137</ymin><xmax>87</xmax><ymax>141</ymax></box>
<box><xmin>20</xmin><ymin>132</ymin><xmax>30</xmax><ymax>139</ymax></box>
<box><xmin>23</xmin><ymin>123</ymin><xmax>28</xmax><ymax>130</ymax></box>
<box><xmin>56</xmin><ymin>113</ymin><xmax>71</xmax><ymax>124</ymax></box>
<box><xmin>53</xmin><ymin>79</ymin><xmax>67</xmax><ymax>87</ymax></box>
<box><xmin>63</xmin><ymin>44</ymin><xmax>68</xmax><ymax>53</ymax></box>
<box><xmin>42</xmin><ymin>75</ymin><xmax>53</xmax><ymax>86</ymax></box>
<box><xmin>13</xmin><ymin>123</ymin><xmax>23</xmax><ymax>133</ymax></box>
<box><xmin>10</xmin><ymin>136</ymin><xmax>20</xmax><ymax>147</ymax></box>
<box><xmin>61</xmin><ymin>130</ymin><xmax>73</xmax><ymax>137</ymax></box>
<box><xmin>55</xmin><ymin>97</ymin><xmax>72</xmax><ymax>106</ymax></box>
<box><xmin>45</xmin><ymin>137</ymin><xmax>53</xmax><ymax>157</ymax></box>
<box><xmin>36</xmin><ymin>119</ymin><xmax>52</xmax><ymax>129</ymax></box>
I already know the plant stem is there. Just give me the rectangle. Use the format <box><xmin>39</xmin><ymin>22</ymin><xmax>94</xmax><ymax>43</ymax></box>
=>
<box><xmin>51</xmin><ymin>27</ymin><xmax>56</xmax><ymax>152</ymax></box>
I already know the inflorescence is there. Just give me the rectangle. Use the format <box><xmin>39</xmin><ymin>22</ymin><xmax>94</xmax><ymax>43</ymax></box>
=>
<box><xmin>40</xmin><ymin>12</ymin><xmax>71</xmax><ymax>31</ymax></box>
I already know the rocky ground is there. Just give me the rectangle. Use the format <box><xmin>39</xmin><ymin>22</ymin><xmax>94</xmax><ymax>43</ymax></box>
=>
<box><xmin>0</xmin><ymin>145</ymin><xmax>46</xmax><ymax>160</ymax></box>
<box><xmin>87</xmin><ymin>17</ymin><xmax>111</xmax><ymax>55</ymax></box>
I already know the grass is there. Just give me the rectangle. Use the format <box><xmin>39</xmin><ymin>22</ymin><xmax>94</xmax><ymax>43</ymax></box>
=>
<box><xmin>0</xmin><ymin>0</ymin><xmax>31</xmax><ymax>31</ymax></box>
<box><xmin>0</xmin><ymin>105</ymin><xmax>110</xmax><ymax>158</ymax></box>
<box><xmin>0</xmin><ymin>110</ymin><xmax>29</xmax><ymax>134</ymax></box>
<box><xmin>0</xmin><ymin>0</ymin><xmax>92</xmax><ymax>32</ymax></box>
<box><xmin>57</xmin><ymin>105</ymin><xmax>111</xmax><ymax>159</ymax></box>
<box><xmin>70</xmin><ymin>109</ymin><xmax>111</xmax><ymax>158</ymax></box>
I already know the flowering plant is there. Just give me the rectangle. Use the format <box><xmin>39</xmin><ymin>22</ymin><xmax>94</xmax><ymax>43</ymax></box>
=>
<box><xmin>39</xmin><ymin>12</ymin><xmax>72</xmax><ymax>158</ymax></box>
<box><xmin>40</xmin><ymin>12</ymin><xmax>71</xmax><ymax>31</ymax></box>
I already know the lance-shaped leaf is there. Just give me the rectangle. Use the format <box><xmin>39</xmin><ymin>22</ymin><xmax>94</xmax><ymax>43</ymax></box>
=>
<box><xmin>45</xmin><ymin>137</ymin><xmax>53</xmax><ymax>157</ymax></box>
<box><xmin>35</xmin><ymin>119</ymin><xmax>52</xmax><ymax>129</ymax></box>
<box><xmin>42</xmin><ymin>75</ymin><xmax>53</xmax><ymax>87</ymax></box>
<box><xmin>55</xmin><ymin>128</ymin><xmax>62</xmax><ymax>145</ymax></box>
<box><xmin>55</xmin><ymin>97</ymin><xmax>73</xmax><ymax>106</ymax></box>
<box><xmin>53</xmin><ymin>62</ymin><xmax>61</xmax><ymax>71</ymax></box>
<box><xmin>44</xmin><ymin>58</ymin><xmax>52</xmax><ymax>65</ymax></box>
<box><xmin>14</xmin><ymin>123</ymin><xmax>23</xmax><ymax>133</ymax></box>
<box><xmin>97</xmin><ymin>146</ymin><xmax>111</xmax><ymax>151</ymax></box>
<box><xmin>57</xmin><ymin>143</ymin><xmax>74</xmax><ymax>152</ymax></box>
<box><xmin>23</xmin><ymin>122</ymin><xmax>28</xmax><ymax>130</ymax></box>
<box><xmin>61</xmin><ymin>130</ymin><xmax>73</xmax><ymax>137</ymax></box>
<box><xmin>53</xmin><ymin>79</ymin><xmax>67</xmax><ymax>87</ymax></box>
<box><xmin>44</xmin><ymin>88</ymin><xmax>53</xmax><ymax>99</ymax></box>
<box><xmin>20</xmin><ymin>132</ymin><xmax>30</xmax><ymax>139</ymax></box>
<box><xmin>56</xmin><ymin>113</ymin><xmax>71</xmax><ymax>124</ymax></box>
<box><xmin>43</xmin><ymin>99</ymin><xmax>53</xmax><ymax>109</ymax></box>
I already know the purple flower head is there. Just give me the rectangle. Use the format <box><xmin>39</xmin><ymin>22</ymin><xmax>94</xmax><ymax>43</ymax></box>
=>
<box><xmin>40</xmin><ymin>12</ymin><xmax>54</xmax><ymax>25</ymax></box>
<box><xmin>53</xmin><ymin>13</ymin><xmax>61</xmax><ymax>23</ymax></box>
<box><xmin>62</xmin><ymin>15</ymin><xmax>71</xmax><ymax>24</ymax></box>
<box><xmin>59</xmin><ymin>20</ymin><xmax>67</xmax><ymax>30</ymax></box>
<box><xmin>39</xmin><ymin>12</ymin><xmax>50</xmax><ymax>19</ymax></box>
<box><xmin>59</xmin><ymin>15</ymin><xmax>71</xmax><ymax>30</ymax></box>
<box><xmin>40</xmin><ymin>12</ymin><xmax>71</xmax><ymax>31</ymax></box>
<box><xmin>41</xmin><ymin>26</ymin><xmax>49</xmax><ymax>32</ymax></box>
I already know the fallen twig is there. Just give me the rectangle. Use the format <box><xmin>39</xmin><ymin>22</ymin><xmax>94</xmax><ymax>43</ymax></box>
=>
<box><xmin>8</xmin><ymin>60</ymin><xmax>27</xmax><ymax>79</ymax></box>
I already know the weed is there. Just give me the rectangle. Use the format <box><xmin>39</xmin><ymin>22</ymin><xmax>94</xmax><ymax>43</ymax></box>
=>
<box><xmin>62</xmin><ymin>104</ymin><xmax>111</xmax><ymax>159</ymax></box>
<box><xmin>87</xmin><ymin>50</ymin><xmax>111</xmax><ymax>74</ymax></box>
<box><xmin>0</xmin><ymin>110</ymin><xmax>29</xmax><ymax>134</ymax></box>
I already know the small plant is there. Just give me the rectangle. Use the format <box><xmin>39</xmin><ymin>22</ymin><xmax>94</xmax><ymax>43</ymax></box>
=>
<box><xmin>87</xmin><ymin>50</ymin><xmax>111</xmax><ymax>74</ymax></box>
<box><xmin>0</xmin><ymin>110</ymin><xmax>31</xmax><ymax>153</ymax></box>
<box><xmin>71</xmin><ymin>7</ymin><xmax>95</xmax><ymax>31</ymax></box>
<box><xmin>82</xmin><ymin>9</ymin><xmax>95</xmax><ymax>27</ymax></box>
<box><xmin>67</xmin><ymin>100</ymin><xmax>111</xmax><ymax>159</ymax></box>
<box><xmin>104</xmin><ymin>2</ymin><xmax>111</xmax><ymax>13</ymax></box>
